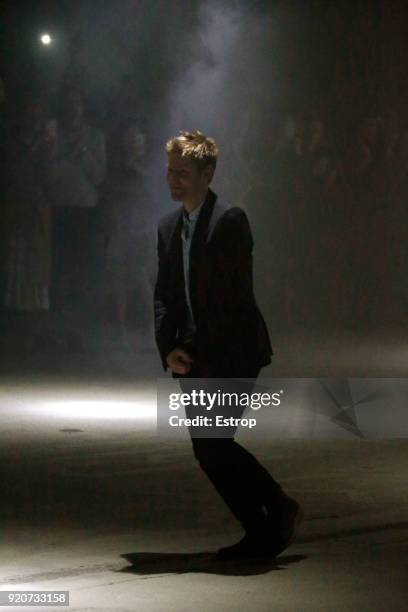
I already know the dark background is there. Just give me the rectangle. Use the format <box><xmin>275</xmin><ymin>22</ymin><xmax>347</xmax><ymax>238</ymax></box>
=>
<box><xmin>1</xmin><ymin>0</ymin><xmax>407</xmax><ymax>345</ymax></box>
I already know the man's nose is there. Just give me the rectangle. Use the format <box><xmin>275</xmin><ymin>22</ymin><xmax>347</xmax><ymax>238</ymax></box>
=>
<box><xmin>169</xmin><ymin>179</ymin><xmax>181</xmax><ymax>188</ymax></box>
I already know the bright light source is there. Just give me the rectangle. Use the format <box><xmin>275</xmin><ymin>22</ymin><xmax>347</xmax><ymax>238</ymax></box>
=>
<box><xmin>40</xmin><ymin>33</ymin><xmax>52</xmax><ymax>45</ymax></box>
<box><xmin>38</xmin><ymin>400</ymin><xmax>155</xmax><ymax>421</ymax></box>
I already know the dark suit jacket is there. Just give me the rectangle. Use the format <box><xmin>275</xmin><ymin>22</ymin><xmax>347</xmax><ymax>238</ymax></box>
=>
<box><xmin>154</xmin><ymin>187</ymin><xmax>273</xmax><ymax>374</ymax></box>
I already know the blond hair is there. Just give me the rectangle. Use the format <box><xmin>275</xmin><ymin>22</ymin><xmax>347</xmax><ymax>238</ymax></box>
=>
<box><xmin>165</xmin><ymin>129</ymin><xmax>218</xmax><ymax>170</ymax></box>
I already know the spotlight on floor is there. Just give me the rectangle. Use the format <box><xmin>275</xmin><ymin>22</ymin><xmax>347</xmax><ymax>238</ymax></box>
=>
<box><xmin>38</xmin><ymin>400</ymin><xmax>155</xmax><ymax>421</ymax></box>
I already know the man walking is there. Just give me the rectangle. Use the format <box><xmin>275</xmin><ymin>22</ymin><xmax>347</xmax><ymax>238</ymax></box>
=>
<box><xmin>154</xmin><ymin>130</ymin><xmax>303</xmax><ymax>560</ymax></box>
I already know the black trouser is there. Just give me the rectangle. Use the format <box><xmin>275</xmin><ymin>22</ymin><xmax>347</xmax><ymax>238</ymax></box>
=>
<box><xmin>175</xmin><ymin>340</ymin><xmax>283</xmax><ymax>536</ymax></box>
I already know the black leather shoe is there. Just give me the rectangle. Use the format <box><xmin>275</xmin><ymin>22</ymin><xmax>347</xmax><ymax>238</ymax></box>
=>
<box><xmin>267</xmin><ymin>493</ymin><xmax>304</xmax><ymax>556</ymax></box>
<box><xmin>215</xmin><ymin>494</ymin><xmax>304</xmax><ymax>561</ymax></box>
<box><xmin>215</xmin><ymin>533</ymin><xmax>277</xmax><ymax>561</ymax></box>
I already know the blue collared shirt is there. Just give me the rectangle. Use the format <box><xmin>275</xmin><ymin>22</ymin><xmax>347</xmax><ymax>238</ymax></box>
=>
<box><xmin>180</xmin><ymin>199</ymin><xmax>205</xmax><ymax>342</ymax></box>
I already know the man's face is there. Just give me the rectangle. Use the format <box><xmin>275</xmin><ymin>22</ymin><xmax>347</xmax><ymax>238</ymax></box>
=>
<box><xmin>166</xmin><ymin>151</ymin><xmax>212</xmax><ymax>202</ymax></box>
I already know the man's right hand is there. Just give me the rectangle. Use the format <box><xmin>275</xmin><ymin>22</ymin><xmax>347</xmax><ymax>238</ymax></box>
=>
<box><xmin>166</xmin><ymin>348</ymin><xmax>194</xmax><ymax>375</ymax></box>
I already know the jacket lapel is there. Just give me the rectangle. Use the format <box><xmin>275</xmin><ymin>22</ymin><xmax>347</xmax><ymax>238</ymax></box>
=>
<box><xmin>189</xmin><ymin>187</ymin><xmax>217</xmax><ymax>262</ymax></box>
<box><xmin>188</xmin><ymin>188</ymin><xmax>218</xmax><ymax>326</ymax></box>
<box><xmin>167</xmin><ymin>209</ymin><xmax>185</xmax><ymax>301</ymax></box>
<box><xmin>167</xmin><ymin>187</ymin><xmax>221</xmax><ymax>329</ymax></box>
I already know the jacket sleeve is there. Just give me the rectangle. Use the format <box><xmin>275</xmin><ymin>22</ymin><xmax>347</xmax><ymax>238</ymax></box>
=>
<box><xmin>215</xmin><ymin>207</ymin><xmax>255</xmax><ymax>312</ymax></box>
<box><xmin>208</xmin><ymin>206</ymin><xmax>269</xmax><ymax>365</ymax></box>
<box><xmin>154</xmin><ymin>225</ymin><xmax>178</xmax><ymax>371</ymax></box>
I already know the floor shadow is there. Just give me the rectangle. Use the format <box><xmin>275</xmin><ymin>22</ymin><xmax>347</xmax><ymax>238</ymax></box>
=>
<box><xmin>117</xmin><ymin>551</ymin><xmax>307</xmax><ymax>576</ymax></box>
<box><xmin>299</xmin><ymin>521</ymin><xmax>408</xmax><ymax>543</ymax></box>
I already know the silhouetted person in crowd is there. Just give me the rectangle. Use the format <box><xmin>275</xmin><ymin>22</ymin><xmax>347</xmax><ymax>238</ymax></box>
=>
<box><xmin>105</xmin><ymin>75</ymin><xmax>142</xmax><ymax>171</ymax></box>
<box><xmin>154</xmin><ymin>130</ymin><xmax>303</xmax><ymax>560</ymax></box>
<box><xmin>274</xmin><ymin>112</ymin><xmax>309</xmax><ymax>327</ymax></box>
<box><xmin>100</xmin><ymin>125</ymin><xmax>154</xmax><ymax>345</ymax></box>
<box><xmin>2</xmin><ymin>91</ymin><xmax>58</xmax><ymax>354</ymax></box>
<box><xmin>50</xmin><ymin>87</ymin><xmax>106</xmax><ymax>320</ymax></box>
<box><xmin>345</xmin><ymin>115</ymin><xmax>386</xmax><ymax>326</ymax></box>
<box><xmin>61</xmin><ymin>33</ymin><xmax>91</xmax><ymax>105</ymax></box>
<box><xmin>0</xmin><ymin>76</ymin><xmax>8</xmax><ymax>307</ymax></box>
<box><xmin>388</xmin><ymin>126</ymin><xmax>408</xmax><ymax>319</ymax></box>
<box><xmin>302</xmin><ymin>115</ymin><xmax>337</xmax><ymax>326</ymax></box>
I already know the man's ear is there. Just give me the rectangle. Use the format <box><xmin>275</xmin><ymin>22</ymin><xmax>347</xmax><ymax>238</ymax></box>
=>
<box><xmin>204</xmin><ymin>164</ymin><xmax>215</xmax><ymax>184</ymax></box>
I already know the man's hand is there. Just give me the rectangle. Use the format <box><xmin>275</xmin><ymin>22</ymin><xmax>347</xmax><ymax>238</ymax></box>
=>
<box><xmin>166</xmin><ymin>348</ymin><xmax>194</xmax><ymax>375</ymax></box>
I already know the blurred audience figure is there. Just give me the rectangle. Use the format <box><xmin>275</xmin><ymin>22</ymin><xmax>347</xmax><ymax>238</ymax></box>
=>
<box><xmin>389</xmin><ymin>127</ymin><xmax>408</xmax><ymax>321</ymax></box>
<box><xmin>349</xmin><ymin>115</ymin><xmax>386</xmax><ymax>326</ymax></box>
<box><xmin>384</xmin><ymin>113</ymin><xmax>400</xmax><ymax>168</ymax></box>
<box><xmin>2</xmin><ymin>91</ymin><xmax>58</xmax><ymax>354</ymax></box>
<box><xmin>61</xmin><ymin>33</ymin><xmax>91</xmax><ymax>106</ymax></box>
<box><xmin>273</xmin><ymin>112</ymin><xmax>309</xmax><ymax>328</ymax></box>
<box><xmin>0</xmin><ymin>76</ymin><xmax>8</xmax><ymax>309</ymax></box>
<box><xmin>49</xmin><ymin>86</ymin><xmax>106</xmax><ymax>318</ymax></box>
<box><xmin>100</xmin><ymin>125</ymin><xmax>154</xmax><ymax>347</ymax></box>
<box><xmin>302</xmin><ymin>114</ymin><xmax>338</xmax><ymax>327</ymax></box>
<box><xmin>104</xmin><ymin>75</ymin><xmax>143</xmax><ymax>179</ymax></box>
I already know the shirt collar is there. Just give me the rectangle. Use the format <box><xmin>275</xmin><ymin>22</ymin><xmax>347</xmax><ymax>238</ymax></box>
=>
<box><xmin>183</xmin><ymin>197</ymin><xmax>205</xmax><ymax>223</ymax></box>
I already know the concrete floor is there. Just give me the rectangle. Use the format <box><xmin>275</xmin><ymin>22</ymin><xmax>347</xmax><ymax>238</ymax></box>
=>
<box><xmin>0</xmin><ymin>327</ymin><xmax>408</xmax><ymax>611</ymax></box>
